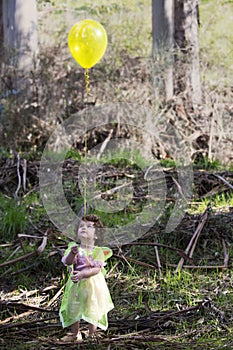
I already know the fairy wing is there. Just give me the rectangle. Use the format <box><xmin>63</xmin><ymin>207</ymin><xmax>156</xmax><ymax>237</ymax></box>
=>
<box><xmin>102</xmin><ymin>247</ymin><xmax>113</xmax><ymax>261</ymax></box>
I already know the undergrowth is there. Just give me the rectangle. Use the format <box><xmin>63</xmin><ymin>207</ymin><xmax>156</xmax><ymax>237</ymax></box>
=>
<box><xmin>0</xmin><ymin>1</ymin><xmax>233</xmax><ymax>349</ymax></box>
<box><xmin>0</xmin><ymin>196</ymin><xmax>29</xmax><ymax>242</ymax></box>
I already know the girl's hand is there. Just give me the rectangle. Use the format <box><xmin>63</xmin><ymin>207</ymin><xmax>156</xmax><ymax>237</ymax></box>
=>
<box><xmin>71</xmin><ymin>267</ymin><xmax>101</xmax><ymax>283</ymax></box>
<box><xmin>71</xmin><ymin>245</ymin><xmax>79</xmax><ymax>255</ymax></box>
<box><xmin>71</xmin><ymin>271</ymin><xmax>82</xmax><ymax>283</ymax></box>
<box><xmin>63</xmin><ymin>245</ymin><xmax>79</xmax><ymax>266</ymax></box>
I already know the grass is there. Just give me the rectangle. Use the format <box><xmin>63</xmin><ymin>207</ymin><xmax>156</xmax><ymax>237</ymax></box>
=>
<box><xmin>193</xmin><ymin>157</ymin><xmax>225</xmax><ymax>171</ymax></box>
<box><xmin>0</xmin><ymin>154</ymin><xmax>232</xmax><ymax>348</ymax></box>
<box><xmin>0</xmin><ymin>1</ymin><xmax>233</xmax><ymax>349</ymax></box>
<box><xmin>108</xmin><ymin>261</ymin><xmax>233</xmax><ymax>347</ymax></box>
<box><xmin>199</xmin><ymin>0</ymin><xmax>233</xmax><ymax>87</ymax></box>
<box><xmin>0</xmin><ymin>195</ymin><xmax>29</xmax><ymax>242</ymax></box>
<box><xmin>0</xmin><ymin>191</ymin><xmax>48</xmax><ymax>243</ymax></box>
<box><xmin>37</xmin><ymin>0</ymin><xmax>152</xmax><ymax>81</ymax></box>
<box><xmin>63</xmin><ymin>148</ymin><xmax>152</xmax><ymax>226</ymax></box>
<box><xmin>189</xmin><ymin>192</ymin><xmax>233</xmax><ymax>215</ymax></box>
<box><xmin>1</xmin><ymin>225</ymin><xmax>232</xmax><ymax>348</ymax></box>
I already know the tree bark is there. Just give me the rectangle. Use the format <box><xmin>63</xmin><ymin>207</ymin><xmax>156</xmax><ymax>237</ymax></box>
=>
<box><xmin>174</xmin><ymin>0</ymin><xmax>202</xmax><ymax>105</ymax></box>
<box><xmin>1</xmin><ymin>0</ymin><xmax>38</xmax><ymax>91</ymax></box>
<box><xmin>0</xmin><ymin>0</ymin><xmax>3</xmax><ymax>52</ymax></box>
<box><xmin>3</xmin><ymin>0</ymin><xmax>38</xmax><ymax>70</ymax></box>
<box><xmin>152</xmin><ymin>0</ymin><xmax>174</xmax><ymax>101</ymax></box>
<box><xmin>152</xmin><ymin>0</ymin><xmax>202</xmax><ymax>107</ymax></box>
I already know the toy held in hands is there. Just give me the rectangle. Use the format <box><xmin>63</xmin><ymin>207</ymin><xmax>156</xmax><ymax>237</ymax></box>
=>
<box><xmin>59</xmin><ymin>215</ymin><xmax>114</xmax><ymax>342</ymax></box>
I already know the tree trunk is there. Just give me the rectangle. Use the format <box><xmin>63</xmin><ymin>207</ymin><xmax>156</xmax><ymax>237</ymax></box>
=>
<box><xmin>1</xmin><ymin>0</ymin><xmax>38</xmax><ymax>91</ymax></box>
<box><xmin>152</xmin><ymin>0</ymin><xmax>202</xmax><ymax>107</ymax></box>
<box><xmin>174</xmin><ymin>0</ymin><xmax>202</xmax><ymax>106</ymax></box>
<box><xmin>152</xmin><ymin>0</ymin><xmax>174</xmax><ymax>101</ymax></box>
<box><xmin>0</xmin><ymin>0</ymin><xmax>3</xmax><ymax>53</ymax></box>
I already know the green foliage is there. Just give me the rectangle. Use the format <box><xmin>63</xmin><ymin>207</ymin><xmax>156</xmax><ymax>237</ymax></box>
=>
<box><xmin>1</xmin><ymin>2</ymin><xmax>233</xmax><ymax>348</ymax></box>
<box><xmin>0</xmin><ymin>196</ymin><xmax>29</xmax><ymax>242</ymax></box>
<box><xmin>63</xmin><ymin>150</ymin><xmax>150</xmax><ymax>230</ymax></box>
<box><xmin>84</xmin><ymin>148</ymin><xmax>151</xmax><ymax>168</ymax></box>
<box><xmin>65</xmin><ymin>148</ymin><xmax>82</xmax><ymax>161</ymax></box>
<box><xmin>189</xmin><ymin>191</ymin><xmax>233</xmax><ymax>215</ymax></box>
<box><xmin>0</xmin><ymin>191</ymin><xmax>47</xmax><ymax>243</ymax></box>
<box><xmin>159</xmin><ymin>158</ymin><xmax>177</xmax><ymax>168</ymax></box>
<box><xmin>24</xmin><ymin>192</ymin><xmax>47</xmax><ymax>224</ymax></box>
<box><xmin>0</xmin><ymin>147</ymin><xmax>14</xmax><ymax>161</ymax></box>
<box><xmin>194</xmin><ymin>156</ymin><xmax>224</xmax><ymax>171</ymax></box>
<box><xmin>91</xmin><ymin>209</ymin><xmax>136</xmax><ymax>228</ymax></box>
<box><xmin>111</xmin><ymin>258</ymin><xmax>233</xmax><ymax>346</ymax></box>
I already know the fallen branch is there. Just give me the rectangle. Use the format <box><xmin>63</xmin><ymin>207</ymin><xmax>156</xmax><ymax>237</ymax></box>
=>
<box><xmin>46</xmin><ymin>285</ymin><xmax>65</xmax><ymax>308</ymax></box>
<box><xmin>0</xmin><ymin>251</ymin><xmax>36</xmax><ymax>268</ymax></box>
<box><xmin>123</xmin><ymin>242</ymin><xmax>192</xmax><ymax>262</ymax></box>
<box><xmin>22</xmin><ymin>158</ymin><xmax>27</xmax><ymax>192</ymax></box>
<box><xmin>0</xmin><ymin>316</ymin><xmax>58</xmax><ymax>331</ymax></box>
<box><xmin>0</xmin><ymin>300</ymin><xmax>54</xmax><ymax>314</ymax></box>
<box><xmin>113</xmin><ymin>254</ymin><xmax>157</xmax><ymax>269</ymax></box>
<box><xmin>222</xmin><ymin>239</ymin><xmax>229</xmax><ymax>268</ymax></box>
<box><xmin>0</xmin><ymin>301</ymin><xmax>56</xmax><ymax>325</ymax></box>
<box><xmin>213</xmin><ymin>174</ymin><xmax>233</xmax><ymax>191</ymax></box>
<box><xmin>14</xmin><ymin>152</ymin><xmax>21</xmax><ymax>198</ymax></box>
<box><xmin>0</xmin><ymin>232</ymin><xmax>48</xmax><ymax>268</ymax></box>
<box><xmin>97</xmin><ymin>129</ymin><xmax>113</xmax><ymax>160</ymax></box>
<box><xmin>154</xmin><ymin>244</ymin><xmax>162</xmax><ymax>275</ymax></box>
<box><xmin>168</xmin><ymin>263</ymin><xmax>231</xmax><ymax>270</ymax></box>
<box><xmin>109</xmin><ymin>303</ymin><xmax>201</xmax><ymax>331</ymax></box>
<box><xmin>93</xmin><ymin>180</ymin><xmax>133</xmax><ymax>200</ymax></box>
<box><xmin>0</xmin><ymin>310</ymin><xmax>35</xmax><ymax>325</ymax></box>
<box><xmin>176</xmin><ymin>207</ymin><xmax>209</xmax><ymax>272</ymax></box>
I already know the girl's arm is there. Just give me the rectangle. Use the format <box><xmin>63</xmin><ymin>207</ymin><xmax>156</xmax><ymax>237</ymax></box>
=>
<box><xmin>71</xmin><ymin>266</ymin><xmax>101</xmax><ymax>283</ymax></box>
<box><xmin>62</xmin><ymin>245</ymin><xmax>79</xmax><ymax>266</ymax></box>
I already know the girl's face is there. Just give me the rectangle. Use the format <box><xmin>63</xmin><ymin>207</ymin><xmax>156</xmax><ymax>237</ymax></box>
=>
<box><xmin>77</xmin><ymin>220</ymin><xmax>96</xmax><ymax>243</ymax></box>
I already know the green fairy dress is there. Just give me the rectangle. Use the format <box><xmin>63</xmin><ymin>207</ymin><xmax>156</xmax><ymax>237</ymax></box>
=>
<box><xmin>59</xmin><ymin>242</ymin><xmax>114</xmax><ymax>330</ymax></box>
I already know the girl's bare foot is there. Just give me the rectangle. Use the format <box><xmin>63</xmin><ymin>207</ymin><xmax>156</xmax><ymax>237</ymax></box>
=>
<box><xmin>60</xmin><ymin>332</ymin><xmax>82</xmax><ymax>342</ymax></box>
<box><xmin>76</xmin><ymin>331</ymin><xmax>83</xmax><ymax>341</ymax></box>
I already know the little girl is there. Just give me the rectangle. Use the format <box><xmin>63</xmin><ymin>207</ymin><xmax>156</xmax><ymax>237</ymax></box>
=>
<box><xmin>59</xmin><ymin>214</ymin><xmax>114</xmax><ymax>342</ymax></box>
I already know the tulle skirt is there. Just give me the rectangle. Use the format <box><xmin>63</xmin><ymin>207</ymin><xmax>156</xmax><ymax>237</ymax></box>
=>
<box><xmin>59</xmin><ymin>272</ymin><xmax>114</xmax><ymax>330</ymax></box>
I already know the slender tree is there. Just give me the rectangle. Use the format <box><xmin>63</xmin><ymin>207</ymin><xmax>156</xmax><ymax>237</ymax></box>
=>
<box><xmin>152</xmin><ymin>0</ymin><xmax>202</xmax><ymax>106</ymax></box>
<box><xmin>152</xmin><ymin>0</ymin><xmax>174</xmax><ymax>101</ymax></box>
<box><xmin>0</xmin><ymin>0</ymin><xmax>38</xmax><ymax>91</ymax></box>
<box><xmin>174</xmin><ymin>0</ymin><xmax>201</xmax><ymax>105</ymax></box>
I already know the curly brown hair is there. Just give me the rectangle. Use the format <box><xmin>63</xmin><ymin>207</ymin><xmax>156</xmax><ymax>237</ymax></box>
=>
<box><xmin>81</xmin><ymin>214</ymin><xmax>104</xmax><ymax>228</ymax></box>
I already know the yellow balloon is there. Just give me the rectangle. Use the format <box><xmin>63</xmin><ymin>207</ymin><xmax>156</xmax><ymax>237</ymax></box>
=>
<box><xmin>68</xmin><ymin>19</ymin><xmax>108</xmax><ymax>69</ymax></box>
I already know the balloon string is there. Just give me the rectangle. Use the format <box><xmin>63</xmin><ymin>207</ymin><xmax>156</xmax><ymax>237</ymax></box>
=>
<box><xmin>83</xmin><ymin>172</ymin><xmax>87</xmax><ymax>218</ymax></box>
<box><xmin>83</xmin><ymin>69</ymin><xmax>89</xmax><ymax>219</ymax></box>
<box><xmin>83</xmin><ymin>105</ymin><xmax>87</xmax><ymax>220</ymax></box>
<box><xmin>83</xmin><ymin>69</ymin><xmax>93</xmax><ymax>219</ymax></box>
<box><xmin>84</xmin><ymin>69</ymin><xmax>91</xmax><ymax>96</ymax></box>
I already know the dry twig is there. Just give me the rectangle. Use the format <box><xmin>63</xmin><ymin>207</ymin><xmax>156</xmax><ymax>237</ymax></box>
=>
<box><xmin>123</xmin><ymin>241</ymin><xmax>192</xmax><ymax>262</ymax></box>
<box><xmin>0</xmin><ymin>231</ymin><xmax>48</xmax><ymax>268</ymax></box>
<box><xmin>213</xmin><ymin>173</ymin><xmax>233</xmax><ymax>191</ymax></box>
<box><xmin>176</xmin><ymin>207</ymin><xmax>209</xmax><ymax>272</ymax></box>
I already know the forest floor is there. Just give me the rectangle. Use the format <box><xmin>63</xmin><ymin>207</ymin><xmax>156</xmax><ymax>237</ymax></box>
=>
<box><xmin>0</xmin><ymin>158</ymin><xmax>233</xmax><ymax>350</ymax></box>
<box><xmin>0</xmin><ymin>2</ymin><xmax>233</xmax><ymax>349</ymax></box>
